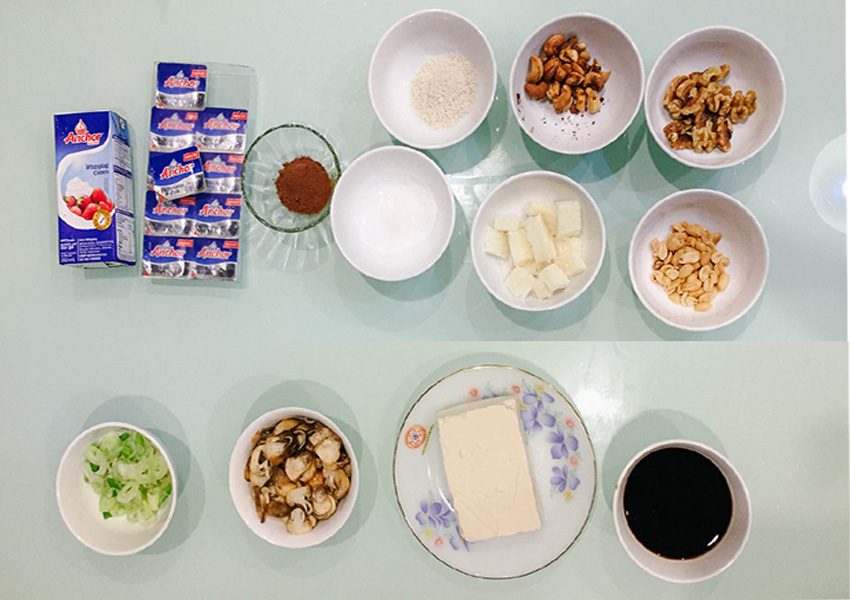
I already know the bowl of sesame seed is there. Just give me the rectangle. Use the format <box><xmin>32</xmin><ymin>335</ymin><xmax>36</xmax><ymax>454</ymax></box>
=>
<box><xmin>369</xmin><ymin>9</ymin><xmax>497</xmax><ymax>150</ymax></box>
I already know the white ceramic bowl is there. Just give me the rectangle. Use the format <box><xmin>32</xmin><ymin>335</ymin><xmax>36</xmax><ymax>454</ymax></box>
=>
<box><xmin>629</xmin><ymin>189</ymin><xmax>768</xmax><ymax>331</ymax></box>
<box><xmin>55</xmin><ymin>422</ymin><xmax>177</xmax><ymax>556</ymax></box>
<box><xmin>471</xmin><ymin>170</ymin><xmax>605</xmax><ymax>311</ymax></box>
<box><xmin>645</xmin><ymin>26</ymin><xmax>785</xmax><ymax>169</ymax></box>
<box><xmin>510</xmin><ymin>13</ymin><xmax>644</xmax><ymax>154</ymax></box>
<box><xmin>331</xmin><ymin>145</ymin><xmax>455</xmax><ymax>281</ymax></box>
<box><xmin>369</xmin><ymin>9</ymin><xmax>497</xmax><ymax>149</ymax></box>
<box><xmin>613</xmin><ymin>440</ymin><xmax>752</xmax><ymax>583</ymax></box>
<box><xmin>229</xmin><ymin>407</ymin><xmax>359</xmax><ymax>549</ymax></box>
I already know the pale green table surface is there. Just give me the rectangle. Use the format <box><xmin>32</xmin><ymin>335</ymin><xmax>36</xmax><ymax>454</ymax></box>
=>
<box><xmin>0</xmin><ymin>0</ymin><xmax>845</xmax><ymax>342</ymax></box>
<box><xmin>1</xmin><ymin>342</ymin><xmax>847</xmax><ymax>598</ymax></box>
<box><xmin>0</xmin><ymin>0</ymin><xmax>847</xmax><ymax>598</ymax></box>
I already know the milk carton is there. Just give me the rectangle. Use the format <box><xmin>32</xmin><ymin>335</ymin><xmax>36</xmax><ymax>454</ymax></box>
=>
<box><xmin>54</xmin><ymin>111</ymin><xmax>135</xmax><ymax>267</ymax></box>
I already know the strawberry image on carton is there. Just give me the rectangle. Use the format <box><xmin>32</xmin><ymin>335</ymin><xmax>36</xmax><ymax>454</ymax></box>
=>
<box><xmin>54</xmin><ymin>111</ymin><xmax>135</xmax><ymax>267</ymax></box>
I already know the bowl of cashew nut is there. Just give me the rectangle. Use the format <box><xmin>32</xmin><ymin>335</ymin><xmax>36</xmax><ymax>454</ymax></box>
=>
<box><xmin>510</xmin><ymin>13</ymin><xmax>645</xmax><ymax>154</ymax></box>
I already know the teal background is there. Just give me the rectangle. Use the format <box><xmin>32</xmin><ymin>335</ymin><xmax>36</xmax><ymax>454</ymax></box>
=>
<box><xmin>0</xmin><ymin>0</ymin><xmax>844</xmax><ymax>342</ymax></box>
<box><xmin>0</xmin><ymin>0</ymin><xmax>847</xmax><ymax>598</ymax></box>
<box><xmin>1</xmin><ymin>342</ymin><xmax>847</xmax><ymax>598</ymax></box>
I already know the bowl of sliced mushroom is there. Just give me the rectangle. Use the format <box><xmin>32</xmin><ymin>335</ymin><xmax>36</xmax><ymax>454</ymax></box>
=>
<box><xmin>229</xmin><ymin>408</ymin><xmax>358</xmax><ymax>548</ymax></box>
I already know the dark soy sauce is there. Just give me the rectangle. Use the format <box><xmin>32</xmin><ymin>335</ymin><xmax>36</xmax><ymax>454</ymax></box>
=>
<box><xmin>623</xmin><ymin>447</ymin><xmax>733</xmax><ymax>560</ymax></box>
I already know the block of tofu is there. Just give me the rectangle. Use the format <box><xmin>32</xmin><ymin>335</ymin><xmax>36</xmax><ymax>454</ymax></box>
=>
<box><xmin>524</xmin><ymin>214</ymin><xmax>557</xmax><ymax>264</ymax></box>
<box><xmin>532</xmin><ymin>277</ymin><xmax>552</xmax><ymax>299</ymax></box>
<box><xmin>492</xmin><ymin>214</ymin><xmax>521</xmax><ymax>232</ymax></box>
<box><xmin>484</xmin><ymin>226</ymin><xmax>509</xmax><ymax>259</ymax></box>
<box><xmin>507</xmin><ymin>229</ymin><xmax>534</xmax><ymax>267</ymax></box>
<box><xmin>505</xmin><ymin>266</ymin><xmax>536</xmax><ymax>298</ymax></box>
<box><xmin>538</xmin><ymin>263</ymin><xmax>570</xmax><ymax>292</ymax></box>
<box><xmin>556</xmin><ymin>200</ymin><xmax>582</xmax><ymax>237</ymax></box>
<box><xmin>437</xmin><ymin>396</ymin><xmax>542</xmax><ymax>542</ymax></box>
<box><xmin>525</xmin><ymin>201</ymin><xmax>557</xmax><ymax>235</ymax></box>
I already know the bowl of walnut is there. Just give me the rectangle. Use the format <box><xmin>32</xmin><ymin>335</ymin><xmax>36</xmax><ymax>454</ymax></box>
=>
<box><xmin>645</xmin><ymin>26</ymin><xmax>785</xmax><ymax>169</ymax></box>
<box><xmin>628</xmin><ymin>189</ymin><xmax>769</xmax><ymax>332</ymax></box>
<box><xmin>510</xmin><ymin>13</ymin><xmax>644</xmax><ymax>154</ymax></box>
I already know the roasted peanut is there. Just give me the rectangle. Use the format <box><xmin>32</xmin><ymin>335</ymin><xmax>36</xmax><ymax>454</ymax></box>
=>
<box><xmin>650</xmin><ymin>221</ymin><xmax>730</xmax><ymax>313</ymax></box>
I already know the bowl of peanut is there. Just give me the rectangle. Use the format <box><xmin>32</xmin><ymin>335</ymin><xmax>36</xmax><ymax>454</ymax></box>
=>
<box><xmin>510</xmin><ymin>13</ymin><xmax>644</xmax><ymax>155</ymax></box>
<box><xmin>628</xmin><ymin>189</ymin><xmax>768</xmax><ymax>332</ymax></box>
<box><xmin>645</xmin><ymin>26</ymin><xmax>785</xmax><ymax>169</ymax></box>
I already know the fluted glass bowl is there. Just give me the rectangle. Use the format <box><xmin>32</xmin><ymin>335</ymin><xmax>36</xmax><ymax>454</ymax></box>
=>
<box><xmin>242</xmin><ymin>123</ymin><xmax>341</xmax><ymax>233</ymax></box>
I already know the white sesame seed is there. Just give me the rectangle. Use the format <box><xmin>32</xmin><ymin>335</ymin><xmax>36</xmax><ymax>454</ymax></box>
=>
<box><xmin>410</xmin><ymin>53</ymin><xmax>478</xmax><ymax>130</ymax></box>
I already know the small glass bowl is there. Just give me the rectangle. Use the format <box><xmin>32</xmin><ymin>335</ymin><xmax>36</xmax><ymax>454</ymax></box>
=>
<box><xmin>242</xmin><ymin>123</ymin><xmax>341</xmax><ymax>233</ymax></box>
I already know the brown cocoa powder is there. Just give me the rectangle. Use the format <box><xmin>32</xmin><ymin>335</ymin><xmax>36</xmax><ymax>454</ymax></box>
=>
<box><xmin>275</xmin><ymin>156</ymin><xmax>332</xmax><ymax>215</ymax></box>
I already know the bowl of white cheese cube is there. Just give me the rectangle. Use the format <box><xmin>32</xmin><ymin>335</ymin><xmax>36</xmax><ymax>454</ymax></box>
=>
<box><xmin>470</xmin><ymin>170</ymin><xmax>605</xmax><ymax>311</ymax></box>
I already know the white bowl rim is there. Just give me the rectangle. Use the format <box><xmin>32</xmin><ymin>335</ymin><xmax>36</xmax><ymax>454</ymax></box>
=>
<box><xmin>330</xmin><ymin>144</ymin><xmax>456</xmax><ymax>282</ymax></box>
<box><xmin>509</xmin><ymin>12</ymin><xmax>646</xmax><ymax>155</ymax></box>
<box><xmin>55</xmin><ymin>421</ymin><xmax>178</xmax><ymax>556</ymax></box>
<box><xmin>368</xmin><ymin>8</ymin><xmax>498</xmax><ymax>150</ymax></box>
<box><xmin>612</xmin><ymin>438</ymin><xmax>752</xmax><ymax>583</ymax></box>
<box><xmin>628</xmin><ymin>188</ymin><xmax>770</xmax><ymax>332</ymax></box>
<box><xmin>228</xmin><ymin>406</ymin><xmax>360</xmax><ymax>548</ymax></box>
<box><xmin>471</xmin><ymin>169</ymin><xmax>606</xmax><ymax>311</ymax></box>
<box><xmin>644</xmin><ymin>25</ymin><xmax>786</xmax><ymax>170</ymax></box>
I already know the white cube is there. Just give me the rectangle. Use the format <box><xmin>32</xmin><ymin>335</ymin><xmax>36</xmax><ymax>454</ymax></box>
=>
<box><xmin>524</xmin><ymin>214</ymin><xmax>557</xmax><ymax>264</ymax></box>
<box><xmin>538</xmin><ymin>263</ymin><xmax>571</xmax><ymax>292</ymax></box>
<box><xmin>525</xmin><ymin>201</ymin><xmax>557</xmax><ymax>235</ymax></box>
<box><xmin>556</xmin><ymin>200</ymin><xmax>582</xmax><ymax>237</ymax></box>
<box><xmin>505</xmin><ymin>266</ymin><xmax>536</xmax><ymax>298</ymax></box>
<box><xmin>484</xmin><ymin>226</ymin><xmax>509</xmax><ymax>260</ymax></box>
<box><xmin>492</xmin><ymin>215</ymin><xmax>521</xmax><ymax>232</ymax></box>
<box><xmin>508</xmin><ymin>229</ymin><xmax>534</xmax><ymax>267</ymax></box>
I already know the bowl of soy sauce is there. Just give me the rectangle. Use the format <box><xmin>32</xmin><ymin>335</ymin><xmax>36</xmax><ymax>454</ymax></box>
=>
<box><xmin>613</xmin><ymin>440</ymin><xmax>751</xmax><ymax>583</ymax></box>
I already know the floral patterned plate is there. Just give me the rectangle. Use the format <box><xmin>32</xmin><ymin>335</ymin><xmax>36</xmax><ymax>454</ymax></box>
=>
<box><xmin>393</xmin><ymin>365</ymin><xmax>596</xmax><ymax>579</ymax></box>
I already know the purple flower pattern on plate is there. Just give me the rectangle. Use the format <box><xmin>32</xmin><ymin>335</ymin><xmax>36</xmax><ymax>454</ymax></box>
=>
<box><xmin>551</xmin><ymin>465</ymin><xmax>581</xmax><ymax>493</ymax></box>
<box><xmin>546</xmin><ymin>429</ymin><xmax>579</xmax><ymax>459</ymax></box>
<box><xmin>414</xmin><ymin>496</ymin><xmax>470</xmax><ymax>552</ymax></box>
<box><xmin>514</xmin><ymin>379</ymin><xmax>584</xmax><ymax>501</ymax></box>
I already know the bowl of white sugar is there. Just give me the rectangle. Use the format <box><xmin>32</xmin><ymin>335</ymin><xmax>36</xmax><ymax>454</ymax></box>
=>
<box><xmin>369</xmin><ymin>9</ymin><xmax>497</xmax><ymax>149</ymax></box>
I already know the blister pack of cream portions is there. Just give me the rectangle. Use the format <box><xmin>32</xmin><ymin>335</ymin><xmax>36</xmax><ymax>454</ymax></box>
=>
<box><xmin>143</xmin><ymin>62</ymin><xmax>251</xmax><ymax>281</ymax></box>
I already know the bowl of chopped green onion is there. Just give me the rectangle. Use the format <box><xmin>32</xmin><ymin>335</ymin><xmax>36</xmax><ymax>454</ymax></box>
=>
<box><xmin>56</xmin><ymin>422</ymin><xmax>177</xmax><ymax>556</ymax></box>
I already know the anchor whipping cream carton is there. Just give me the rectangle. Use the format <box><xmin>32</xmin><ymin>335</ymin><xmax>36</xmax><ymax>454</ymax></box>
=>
<box><xmin>54</xmin><ymin>111</ymin><xmax>135</xmax><ymax>267</ymax></box>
